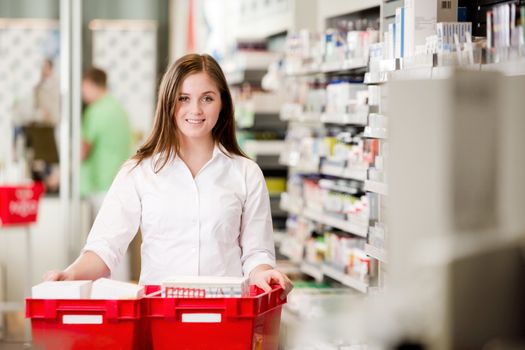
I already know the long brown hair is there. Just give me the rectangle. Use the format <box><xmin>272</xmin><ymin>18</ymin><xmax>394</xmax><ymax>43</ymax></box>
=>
<box><xmin>133</xmin><ymin>53</ymin><xmax>246</xmax><ymax>172</ymax></box>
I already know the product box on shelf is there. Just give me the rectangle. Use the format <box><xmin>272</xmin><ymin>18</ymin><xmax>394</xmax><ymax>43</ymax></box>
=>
<box><xmin>404</xmin><ymin>0</ymin><xmax>458</xmax><ymax>57</ymax></box>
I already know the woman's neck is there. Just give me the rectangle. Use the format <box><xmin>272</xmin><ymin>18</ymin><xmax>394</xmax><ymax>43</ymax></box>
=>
<box><xmin>178</xmin><ymin>136</ymin><xmax>215</xmax><ymax>158</ymax></box>
<box><xmin>177</xmin><ymin>136</ymin><xmax>216</xmax><ymax>178</ymax></box>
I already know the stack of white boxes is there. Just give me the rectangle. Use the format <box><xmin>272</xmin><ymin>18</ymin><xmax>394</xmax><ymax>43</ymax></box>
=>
<box><xmin>387</xmin><ymin>0</ymin><xmax>459</xmax><ymax>59</ymax></box>
<box><xmin>31</xmin><ymin>279</ymin><xmax>144</xmax><ymax>300</ymax></box>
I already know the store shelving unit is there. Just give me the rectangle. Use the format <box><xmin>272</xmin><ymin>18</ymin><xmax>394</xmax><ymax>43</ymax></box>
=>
<box><xmin>275</xmin><ymin>3</ymin><xmax>382</xmax><ymax>295</ymax></box>
<box><xmin>322</xmin><ymin>264</ymin><xmax>368</xmax><ymax>293</ymax></box>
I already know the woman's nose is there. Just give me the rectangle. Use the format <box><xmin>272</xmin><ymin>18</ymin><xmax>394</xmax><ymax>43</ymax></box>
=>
<box><xmin>190</xmin><ymin>99</ymin><xmax>203</xmax><ymax>115</ymax></box>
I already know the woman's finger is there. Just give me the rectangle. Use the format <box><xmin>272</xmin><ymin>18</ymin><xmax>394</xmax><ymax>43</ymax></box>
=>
<box><xmin>256</xmin><ymin>277</ymin><xmax>272</xmax><ymax>293</ymax></box>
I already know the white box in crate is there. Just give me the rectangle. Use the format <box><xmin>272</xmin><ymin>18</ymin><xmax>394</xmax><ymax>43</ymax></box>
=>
<box><xmin>32</xmin><ymin>281</ymin><xmax>92</xmax><ymax>299</ymax></box>
<box><xmin>90</xmin><ymin>278</ymin><xmax>144</xmax><ymax>299</ymax></box>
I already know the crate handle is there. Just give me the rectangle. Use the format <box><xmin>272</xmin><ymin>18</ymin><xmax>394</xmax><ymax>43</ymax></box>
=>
<box><xmin>62</xmin><ymin>314</ymin><xmax>103</xmax><ymax>325</ymax></box>
<box><xmin>181</xmin><ymin>312</ymin><xmax>222</xmax><ymax>323</ymax></box>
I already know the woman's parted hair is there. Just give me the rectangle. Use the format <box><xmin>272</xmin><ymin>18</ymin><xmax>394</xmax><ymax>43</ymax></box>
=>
<box><xmin>133</xmin><ymin>53</ymin><xmax>246</xmax><ymax>172</ymax></box>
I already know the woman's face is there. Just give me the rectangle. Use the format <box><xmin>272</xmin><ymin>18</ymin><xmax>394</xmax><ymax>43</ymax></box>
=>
<box><xmin>175</xmin><ymin>72</ymin><xmax>222</xmax><ymax>142</ymax></box>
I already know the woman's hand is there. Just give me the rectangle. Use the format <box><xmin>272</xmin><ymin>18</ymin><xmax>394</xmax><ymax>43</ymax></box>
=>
<box><xmin>41</xmin><ymin>251</ymin><xmax>110</xmax><ymax>282</ymax></box>
<box><xmin>249</xmin><ymin>265</ymin><xmax>293</xmax><ymax>297</ymax></box>
<box><xmin>42</xmin><ymin>269</ymin><xmax>74</xmax><ymax>281</ymax></box>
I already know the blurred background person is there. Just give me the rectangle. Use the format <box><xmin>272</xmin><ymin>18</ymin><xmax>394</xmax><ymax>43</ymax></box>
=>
<box><xmin>34</xmin><ymin>58</ymin><xmax>60</xmax><ymax>126</ymax></box>
<box><xmin>80</xmin><ymin>67</ymin><xmax>131</xmax><ymax>214</ymax></box>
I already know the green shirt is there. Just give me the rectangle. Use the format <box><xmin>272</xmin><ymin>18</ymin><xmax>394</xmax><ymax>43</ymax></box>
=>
<box><xmin>80</xmin><ymin>94</ymin><xmax>131</xmax><ymax>197</ymax></box>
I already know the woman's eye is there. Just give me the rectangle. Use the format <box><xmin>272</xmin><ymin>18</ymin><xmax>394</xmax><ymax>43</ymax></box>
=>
<box><xmin>202</xmin><ymin>96</ymin><xmax>214</xmax><ymax>103</ymax></box>
<box><xmin>178</xmin><ymin>96</ymin><xmax>189</xmax><ymax>102</ymax></box>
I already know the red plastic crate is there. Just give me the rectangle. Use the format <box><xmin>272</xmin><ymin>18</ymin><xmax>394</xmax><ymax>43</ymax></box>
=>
<box><xmin>0</xmin><ymin>182</ymin><xmax>45</xmax><ymax>226</ymax></box>
<box><xmin>26</xmin><ymin>298</ymin><xmax>144</xmax><ymax>350</ymax></box>
<box><xmin>143</xmin><ymin>284</ymin><xmax>287</xmax><ymax>350</ymax></box>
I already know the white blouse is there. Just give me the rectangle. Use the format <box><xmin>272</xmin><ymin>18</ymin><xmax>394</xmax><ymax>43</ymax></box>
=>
<box><xmin>82</xmin><ymin>145</ymin><xmax>276</xmax><ymax>285</ymax></box>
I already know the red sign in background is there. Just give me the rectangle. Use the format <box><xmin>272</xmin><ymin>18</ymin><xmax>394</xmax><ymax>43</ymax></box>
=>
<box><xmin>0</xmin><ymin>182</ymin><xmax>45</xmax><ymax>226</ymax></box>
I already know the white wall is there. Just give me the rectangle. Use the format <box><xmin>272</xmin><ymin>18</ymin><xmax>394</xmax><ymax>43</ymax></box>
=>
<box><xmin>0</xmin><ymin>198</ymin><xmax>72</xmax><ymax>300</ymax></box>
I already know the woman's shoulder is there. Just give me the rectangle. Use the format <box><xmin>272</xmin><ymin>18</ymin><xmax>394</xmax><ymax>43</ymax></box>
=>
<box><xmin>119</xmin><ymin>157</ymin><xmax>155</xmax><ymax>177</ymax></box>
<box><xmin>227</xmin><ymin>153</ymin><xmax>264</xmax><ymax>179</ymax></box>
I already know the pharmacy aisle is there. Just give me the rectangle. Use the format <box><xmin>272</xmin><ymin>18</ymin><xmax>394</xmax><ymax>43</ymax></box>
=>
<box><xmin>219</xmin><ymin>0</ymin><xmax>525</xmax><ymax>349</ymax></box>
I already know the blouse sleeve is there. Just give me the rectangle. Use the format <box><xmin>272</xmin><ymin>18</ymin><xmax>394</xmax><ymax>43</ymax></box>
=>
<box><xmin>82</xmin><ymin>160</ymin><xmax>141</xmax><ymax>276</ymax></box>
<box><xmin>239</xmin><ymin>161</ymin><xmax>276</xmax><ymax>277</ymax></box>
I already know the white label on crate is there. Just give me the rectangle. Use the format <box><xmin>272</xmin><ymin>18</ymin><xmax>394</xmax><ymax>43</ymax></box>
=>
<box><xmin>181</xmin><ymin>313</ymin><xmax>222</xmax><ymax>323</ymax></box>
<box><xmin>62</xmin><ymin>315</ymin><xmax>103</xmax><ymax>325</ymax></box>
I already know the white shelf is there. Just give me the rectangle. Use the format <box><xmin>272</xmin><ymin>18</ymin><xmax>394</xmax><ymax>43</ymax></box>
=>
<box><xmin>322</xmin><ymin>264</ymin><xmax>368</xmax><ymax>293</ymax></box>
<box><xmin>300</xmin><ymin>262</ymin><xmax>324</xmax><ymax>282</ymax></box>
<box><xmin>276</xmin><ymin>260</ymin><xmax>301</xmax><ymax>275</ymax></box>
<box><xmin>303</xmin><ymin>207</ymin><xmax>368</xmax><ymax>237</ymax></box>
<box><xmin>364</xmin><ymin>71</ymin><xmax>389</xmax><ymax>84</ymax></box>
<box><xmin>321</xmin><ymin>58</ymin><xmax>368</xmax><ymax>73</ymax></box>
<box><xmin>481</xmin><ymin>60</ymin><xmax>525</xmax><ymax>76</ymax></box>
<box><xmin>320</xmin><ymin>164</ymin><xmax>367</xmax><ymax>181</ymax></box>
<box><xmin>364</xmin><ymin>180</ymin><xmax>388</xmax><ymax>195</ymax></box>
<box><xmin>365</xmin><ymin>243</ymin><xmax>388</xmax><ymax>263</ymax></box>
<box><xmin>236</xmin><ymin>10</ymin><xmax>290</xmax><ymax>41</ymax></box>
<box><xmin>239</xmin><ymin>51</ymin><xmax>278</xmax><ymax>71</ymax></box>
<box><xmin>226</xmin><ymin>70</ymin><xmax>245</xmax><ymax>85</ymax></box>
<box><xmin>319</xmin><ymin>181</ymin><xmax>359</xmax><ymax>195</ymax></box>
<box><xmin>391</xmin><ymin>67</ymin><xmax>433</xmax><ymax>80</ymax></box>
<box><xmin>279</xmin><ymin>245</ymin><xmax>295</xmax><ymax>261</ymax></box>
<box><xmin>279</xmin><ymin>103</ymin><xmax>322</xmax><ymax>123</ymax></box>
<box><xmin>289</xmin><ymin>160</ymin><xmax>320</xmax><ymax>174</ymax></box>
<box><xmin>244</xmin><ymin>140</ymin><xmax>285</xmax><ymax>157</ymax></box>
<box><xmin>320</xmin><ymin>111</ymin><xmax>368</xmax><ymax>126</ymax></box>
<box><xmin>251</xmin><ymin>92</ymin><xmax>284</xmax><ymax>114</ymax></box>
<box><xmin>363</xmin><ymin>127</ymin><xmax>387</xmax><ymax>139</ymax></box>
<box><xmin>286</xmin><ymin>58</ymin><xmax>368</xmax><ymax>77</ymax></box>
<box><xmin>319</xmin><ymin>0</ymin><xmax>381</xmax><ymax>29</ymax></box>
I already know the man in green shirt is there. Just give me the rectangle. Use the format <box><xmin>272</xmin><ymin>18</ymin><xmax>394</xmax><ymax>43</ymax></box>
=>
<box><xmin>80</xmin><ymin>67</ymin><xmax>131</xmax><ymax>199</ymax></box>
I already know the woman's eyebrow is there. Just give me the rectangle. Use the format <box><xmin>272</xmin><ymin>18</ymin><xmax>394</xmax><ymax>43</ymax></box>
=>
<box><xmin>178</xmin><ymin>91</ymin><xmax>217</xmax><ymax>95</ymax></box>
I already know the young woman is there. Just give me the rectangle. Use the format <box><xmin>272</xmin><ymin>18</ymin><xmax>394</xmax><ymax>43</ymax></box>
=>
<box><xmin>45</xmin><ymin>53</ymin><xmax>293</xmax><ymax>294</ymax></box>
